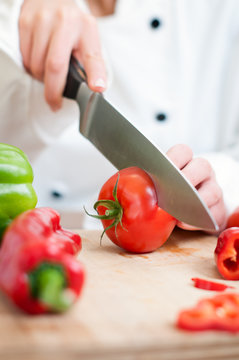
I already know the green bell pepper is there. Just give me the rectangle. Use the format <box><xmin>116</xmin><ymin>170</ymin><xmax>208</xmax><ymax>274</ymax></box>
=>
<box><xmin>0</xmin><ymin>143</ymin><xmax>37</xmax><ymax>238</ymax></box>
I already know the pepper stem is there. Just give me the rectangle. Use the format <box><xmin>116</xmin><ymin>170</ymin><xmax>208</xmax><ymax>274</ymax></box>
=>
<box><xmin>29</xmin><ymin>262</ymin><xmax>74</xmax><ymax>312</ymax></box>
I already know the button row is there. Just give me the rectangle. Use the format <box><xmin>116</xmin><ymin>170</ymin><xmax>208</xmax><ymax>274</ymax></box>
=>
<box><xmin>150</xmin><ymin>18</ymin><xmax>166</xmax><ymax>122</ymax></box>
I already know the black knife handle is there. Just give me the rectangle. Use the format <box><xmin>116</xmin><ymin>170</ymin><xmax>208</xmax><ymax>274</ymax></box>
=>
<box><xmin>63</xmin><ymin>56</ymin><xmax>87</xmax><ymax>100</ymax></box>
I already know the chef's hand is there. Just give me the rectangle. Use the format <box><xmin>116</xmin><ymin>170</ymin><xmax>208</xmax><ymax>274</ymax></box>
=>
<box><xmin>166</xmin><ymin>144</ymin><xmax>227</xmax><ymax>233</ymax></box>
<box><xmin>19</xmin><ymin>0</ymin><xmax>106</xmax><ymax>111</ymax></box>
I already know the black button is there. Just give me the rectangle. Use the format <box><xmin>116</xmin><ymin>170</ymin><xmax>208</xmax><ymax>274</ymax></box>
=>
<box><xmin>155</xmin><ymin>113</ymin><xmax>167</xmax><ymax>122</ymax></box>
<box><xmin>51</xmin><ymin>190</ymin><xmax>63</xmax><ymax>198</ymax></box>
<box><xmin>150</xmin><ymin>18</ymin><xmax>161</xmax><ymax>29</ymax></box>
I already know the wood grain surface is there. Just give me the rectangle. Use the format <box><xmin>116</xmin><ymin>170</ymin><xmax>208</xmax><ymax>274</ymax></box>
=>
<box><xmin>0</xmin><ymin>228</ymin><xmax>238</xmax><ymax>360</ymax></box>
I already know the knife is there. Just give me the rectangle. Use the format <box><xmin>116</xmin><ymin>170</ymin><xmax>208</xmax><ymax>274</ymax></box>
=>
<box><xmin>63</xmin><ymin>56</ymin><xmax>218</xmax><ymax>232</ymax></box>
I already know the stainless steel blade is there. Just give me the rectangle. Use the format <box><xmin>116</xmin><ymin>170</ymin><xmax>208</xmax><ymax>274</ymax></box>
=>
<box><xmin>76</xmin><ymin>84</ymin><xmax>218</xmax><ymax>231</ymax></box>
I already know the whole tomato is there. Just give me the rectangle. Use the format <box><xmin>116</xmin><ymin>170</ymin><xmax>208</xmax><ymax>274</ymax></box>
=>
<box><xmin>226</xmin><ymin>207</ymin><xmax>239</xmax><ymax>228</ymax></box>
<box><xmin>89</xmin><ymin>167</ymin><xmax>176</xmax><ymax>253</ymax></box>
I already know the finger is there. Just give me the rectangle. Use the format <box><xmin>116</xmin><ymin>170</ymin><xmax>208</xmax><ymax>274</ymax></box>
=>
<box><xmin>166</xmin><ymin>144</ymin><xmax>193</xmax><ymax>170</ymax></box>
<box><xmin>181</xmin><ymin>157</ymin><xmax>213</xmax><ymax>187</ymax></box>
<box><xmin>197</xmin><ymin>179</ymin><xmax>223</xmax><ymax>208</ymax></box>
<box><xmin>79</xmin><ymin>15</ymin><xmax>107</xmax><ymax>92</ymax></box>
<box><xmin>29</xmin><ymin>12</ymin><xmax>53</xmax><ymax>81</ymax></box>
<box><xmin>19</xmin><ymin>11</ymin><xmax>33</xmax><ymax>71</ymax></box>
<box><xmin>178</xmin><ymin>184</ymin><xmax>227</xmax><ymax>233</ymax></box>
<box><xmin>207</xmin><ymin>199</ymin><xmax>227</xmax><ymax>233</ymax></box>
<box><xmin>44</xmin><ymin>23</ymin><xmax>75</xmax><ymax>110</ymax></box>
<box><xmin>176</xmin><ymin>221</ymin><xmax>200</xmax><ymax>231</ymax></box>
<box><xmin>178</xmin><ymin>181</ymin><xmax>223</xmax><ymax>231</ymax></box>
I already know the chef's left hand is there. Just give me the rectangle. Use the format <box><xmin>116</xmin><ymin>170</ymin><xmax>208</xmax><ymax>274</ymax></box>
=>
<box><xmin>166</xmin><ymin>144</ymin><xmax>227</xmax><ymax>233</ymax></box>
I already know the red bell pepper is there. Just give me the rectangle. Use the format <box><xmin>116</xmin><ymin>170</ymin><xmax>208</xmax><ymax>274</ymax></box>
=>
<box><xmin>214</xmin><ymin>227</ymin><xmax>239</xmax><ymax>280</ymax></box>
<box><xmin>226</xmin><ymin>206</ymin><xmax>239</xmax><ymax>228</ymax></box>
<box><xmin>0</xmin><ymin>207</ymin><xmax>85</xmax><ymax>314</ymax></box>
<box><xmin>177</xmin><ymin>293</ymin><xmax>239</xmax><ymax>333</ymax></box>
<box><xmin>191</xmin><ymin>277</ymin><xmax>234</xmax><ymax>291</ymax></box>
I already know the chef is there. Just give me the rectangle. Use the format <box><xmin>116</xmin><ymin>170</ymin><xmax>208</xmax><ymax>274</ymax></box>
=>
<box><xmin>1</xmin><ymin>0</ymin><xmax>238</xmax><ymax>231</ymax></box>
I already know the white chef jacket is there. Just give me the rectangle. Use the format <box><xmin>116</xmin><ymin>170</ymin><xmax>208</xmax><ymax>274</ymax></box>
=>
<box><xmin>1</xmin><ymin>0</ymin><xmax>239</xmax><ymax>229</ymax></box>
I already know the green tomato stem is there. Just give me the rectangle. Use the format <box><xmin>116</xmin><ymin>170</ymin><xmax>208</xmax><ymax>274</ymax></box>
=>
<box><xmin>84</xmin><ymin>173</ymin><xmax>127</xmax><ymax>242</ymax></box>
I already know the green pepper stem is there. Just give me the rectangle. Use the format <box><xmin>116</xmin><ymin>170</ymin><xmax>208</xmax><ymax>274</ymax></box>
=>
<box><xmin>29</xmin><ymin>263</ymin><xmax>74</xmax><ymax>312</ymax></box>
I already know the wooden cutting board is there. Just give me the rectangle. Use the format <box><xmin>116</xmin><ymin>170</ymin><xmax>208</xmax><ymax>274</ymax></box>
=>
<box><xmin>0</xmin><ymin>228</ymin><xmax>238</xmax><ymax>360</ymax></box>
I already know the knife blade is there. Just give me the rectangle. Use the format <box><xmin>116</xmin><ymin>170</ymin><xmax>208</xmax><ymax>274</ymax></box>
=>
<box><xmin>64</xmin><ymin>57</ymin><xmax>218</xmax><ymax>231</ymax></box>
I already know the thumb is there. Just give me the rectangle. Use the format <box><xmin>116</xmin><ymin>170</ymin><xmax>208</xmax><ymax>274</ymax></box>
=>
<box><xmin>176</xmin><ymin>221</ymin><xmax>201</xmax><ymax>231</ymax></box>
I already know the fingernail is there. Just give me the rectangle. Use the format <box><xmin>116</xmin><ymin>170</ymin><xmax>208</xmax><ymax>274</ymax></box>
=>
<box><xmin>94</xmin><ymin>78</ymin><xmax>106</xmax><ymax>89</ymax></box>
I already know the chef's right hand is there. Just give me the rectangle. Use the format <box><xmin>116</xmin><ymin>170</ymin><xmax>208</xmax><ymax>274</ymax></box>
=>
<box><xmin>19</xmin><ymin>0</ymin><xmax>106</xmax><ymax>111</ymax></box>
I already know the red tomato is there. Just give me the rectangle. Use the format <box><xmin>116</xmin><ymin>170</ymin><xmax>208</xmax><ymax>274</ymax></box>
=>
<box><xmin>227</xmin><ymin>207</ymin><xmax>239</xmax><ymax>228</ymax></box>
<box><xmin>214</xmin><ymin>227</ymin><xmax>239</xmax><ymax>280</ymax></box>
<box><xmin>92</xmin><ymin>167</ymin><xmax>176</xmax><ymax>253</ymax></box>
<box><xmin>177</xmin><ymin>293</ymin><xmax>239</xmax><ymax>333</ymax></box>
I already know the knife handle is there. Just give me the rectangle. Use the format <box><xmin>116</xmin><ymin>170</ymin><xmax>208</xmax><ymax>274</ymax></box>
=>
<box><xmin>63</xmin><ymin>56</ymin><xmax>87</xmax><ymax>100</ymax></box>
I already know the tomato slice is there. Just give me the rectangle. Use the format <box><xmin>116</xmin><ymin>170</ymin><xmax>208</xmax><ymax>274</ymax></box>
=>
<box><xmin>191</xmin><ymin>278</ymin><xmax>234</xmax><ymax>291</ymax></box>
<box><xmin>177</xmin><ymin>293</ymin><xmax>239</xmax><ymax>332</ymax></box>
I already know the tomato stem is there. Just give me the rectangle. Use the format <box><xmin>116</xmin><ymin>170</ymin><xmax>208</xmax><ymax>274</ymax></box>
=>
<box><xmin>84</xmin><ymin>173</ymin><xmax>126</xmax><ymax>243</ymax></box>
